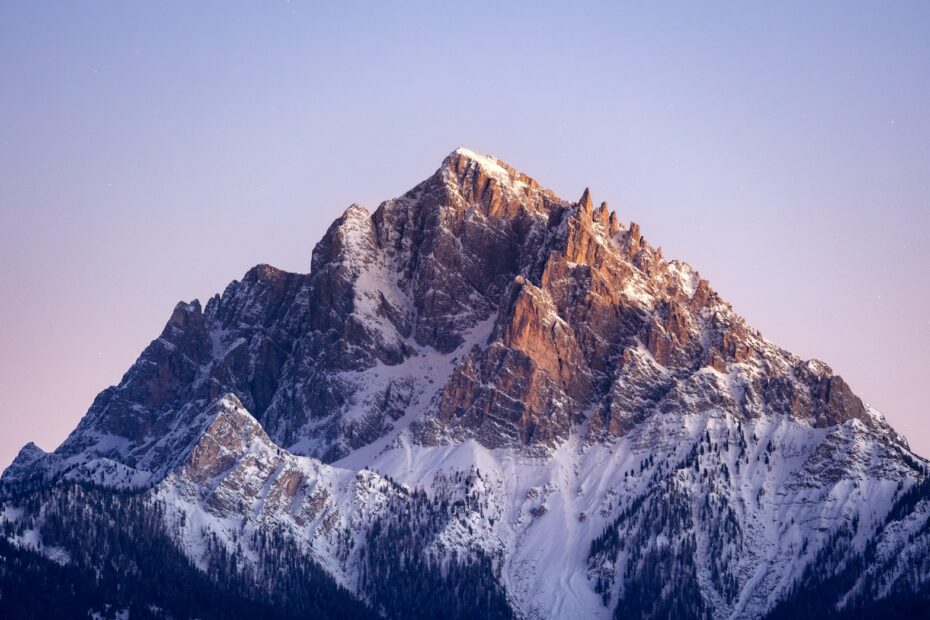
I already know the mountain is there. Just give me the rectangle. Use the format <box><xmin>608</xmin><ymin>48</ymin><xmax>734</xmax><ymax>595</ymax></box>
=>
<box><xmin>3</xmin><ymin>148</ymin><xmax>929</xmax><ymax>619</ymax></box>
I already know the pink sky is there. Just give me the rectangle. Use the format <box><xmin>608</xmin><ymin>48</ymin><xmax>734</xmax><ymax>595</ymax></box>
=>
<box><xmin>1</xmin><ymin>2</ymin><xmax>928</xmax><ymax>469</ymax></box>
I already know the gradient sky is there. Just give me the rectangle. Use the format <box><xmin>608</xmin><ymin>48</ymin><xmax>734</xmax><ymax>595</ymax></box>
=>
<box><xmin>1</xmin><ymin>2</ymin><xmax>928</xmax><ymax>469</ymax></box>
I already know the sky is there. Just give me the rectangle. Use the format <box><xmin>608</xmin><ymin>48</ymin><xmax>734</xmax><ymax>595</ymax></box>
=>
<box><xmin>0</xmin><ymin>2</ymin><xmax>928</xmax><ymax>469</ymax></box>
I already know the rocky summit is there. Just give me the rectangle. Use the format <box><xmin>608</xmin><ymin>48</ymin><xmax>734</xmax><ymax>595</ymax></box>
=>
<box><xmin>2</xmin><ymin>148</ymin><xmax>929</xmax><ymax>619</ymax></box>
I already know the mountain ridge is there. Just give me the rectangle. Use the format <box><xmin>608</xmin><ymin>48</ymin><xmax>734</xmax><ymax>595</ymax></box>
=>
<box><xmin>2</xmin><ymin>148</ymin><xmax>928</xmax><ymax>619</ymax></box>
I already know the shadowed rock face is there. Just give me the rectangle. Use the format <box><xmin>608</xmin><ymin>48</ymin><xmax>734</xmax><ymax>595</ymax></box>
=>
<box><xmin>3</xmin><ymin>148</ymin><xmax>900</xmax><ymax>487</ymax></box>
<box><xmin>172</xmin><ymin>395</ymin><xmax>366</xmax><ymax>529</ymax></box>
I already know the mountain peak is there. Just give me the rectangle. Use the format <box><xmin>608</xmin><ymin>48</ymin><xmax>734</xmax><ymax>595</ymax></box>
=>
<box><xmin>441</xmin><ymin>147</ymin><xmax>549</xmax><ymax>202</ymax></box>
<box><xmin>3</xmin><ymin>148</ymin><xmax>929</xmax><ymax>619</ymax></box>
<box><xmin>449</xmin><ymin>146</ymin><xmax>510</xmax><ymax>174</ymax></box>
<box><xmin>180</xmin><ymin>394</ymin><xmax>276</xmax><ymax>484</ymax></box>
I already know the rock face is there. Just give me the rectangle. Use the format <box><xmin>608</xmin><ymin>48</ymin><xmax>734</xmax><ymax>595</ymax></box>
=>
<box><xmin>2</xmin><ymin>148</ymin><xmax>929</xmax><ymax>619</ymax></box>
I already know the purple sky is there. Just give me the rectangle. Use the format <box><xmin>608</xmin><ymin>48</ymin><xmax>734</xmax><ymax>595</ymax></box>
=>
<box><xmin>1</xmin><ymin>2</ymin><xmax>928</xmax><ymax>469</ymax></box>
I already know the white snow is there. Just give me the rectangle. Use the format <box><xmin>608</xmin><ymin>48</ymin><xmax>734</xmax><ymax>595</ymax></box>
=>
<box><xmin>333</xmin><ymin>312</ymin><xmax>497</xmax><ymax>470</ymax></box>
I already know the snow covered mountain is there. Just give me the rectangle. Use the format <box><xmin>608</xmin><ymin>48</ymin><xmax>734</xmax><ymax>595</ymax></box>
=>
<box><xmin>3</xmin><ymin>148</ymin><xmax>929</xmax><ymax>619</ymax></box>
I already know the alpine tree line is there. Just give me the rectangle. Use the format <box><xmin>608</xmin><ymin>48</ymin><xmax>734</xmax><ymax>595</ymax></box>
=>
<box><xmin>768</xmin><ymin>476</ymin><xmax>930</xmax><ymax>619</ymax></box>
<box><xmin>358</xmin><ymin>472</ymin><xmax>515</xmax><ymax>620</ymax></box>
<box><xmin>0</xmin><ymin>482</ymin><xmax>373</xmax><ymax>619</ymax></box>
<box><xmin>0</xmin><ymin>474</ymin><xmax>517</xmax><ymax>619</ymax></box>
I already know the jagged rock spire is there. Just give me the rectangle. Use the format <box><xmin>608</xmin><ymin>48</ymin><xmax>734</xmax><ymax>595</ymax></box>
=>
<box><xmin>579</xmin><ymin>187</ymin><xmax>594</xmax><ymax>217</ymax></box>
<box><xmin>609</xmin><ymin>210</ymin><xmax>621</xmax><ymax>236</ymax></box>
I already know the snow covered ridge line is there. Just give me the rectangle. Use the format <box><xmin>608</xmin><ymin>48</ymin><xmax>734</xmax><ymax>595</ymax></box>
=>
<box><xmin>4</xmin><ymin>392</ymin><xmax>928</xmax><ymax>619</ymax></box>
<box><xmin>3</xmin><ymin>147</ymin><xmax>930</xmax><ymax>618</ymax></box>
